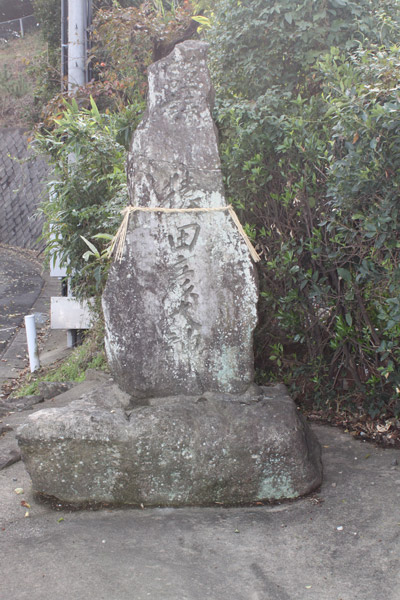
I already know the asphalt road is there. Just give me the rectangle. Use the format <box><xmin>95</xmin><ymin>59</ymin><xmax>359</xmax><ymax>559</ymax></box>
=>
<box><xmin>0</xmin><ymin>247</ymin><xmax>43</xmax><ymax>355</ymax></box>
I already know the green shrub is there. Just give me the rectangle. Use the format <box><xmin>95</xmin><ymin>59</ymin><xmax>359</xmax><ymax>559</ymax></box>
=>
<box><xmin>0</xmin><ymin>64</ymin><xmax>29</xmax><ymax>97</ymax></box>
<box><xmin>90</xmin><ymin>1</ymin><xmax>195</xmax><ymax>107</ymax></box>
<box><xmin>33</xmin><ymin>2</ymin><xmax>194</xmax><ymax>303</ymax></box>
<box><xmin>35</xmin><ymin>97</ymin><xmax>145</xmax><ymax>301</ymax></box>
<box><xmin>208</xmin><ymin>0</ymin><xmax>400</xmax><ymax>418</ymax></box>
<box><xmin>208</xmin><ymin>0</ymin><xmax>400</xmax><ymax>98</ymax></box>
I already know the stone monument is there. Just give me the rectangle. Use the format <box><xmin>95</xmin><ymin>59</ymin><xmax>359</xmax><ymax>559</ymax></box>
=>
<box><xmin>17</xmin><ymin>41</ymin><xmax>322</xmax><ymax>507</ymax></box>
<box><xmin>102</xmin><ymin>40</ymin><xmax>258</xmax><ymax>398</ymax></box>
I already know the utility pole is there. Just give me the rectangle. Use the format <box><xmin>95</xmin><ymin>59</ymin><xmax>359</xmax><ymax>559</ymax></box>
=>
<box><xmin>68</xmin><ymin>0</ymin><xmax>87</xmax><ymax>90</ymax></box>
<box><xmin>50</xmin><ymin>0</ymin><xmax>93</xmax><ymax>347</ymax></box>
<box><xmin>61</xmin><ymin>0</ymin><xmax>92</xmax><ymax>91</ymax></box>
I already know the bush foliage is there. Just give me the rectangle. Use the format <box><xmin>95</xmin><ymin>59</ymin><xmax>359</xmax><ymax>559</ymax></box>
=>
<box><xmin>208</xmin><ymin>0</ymin><xmax>400</xmax><ymax>418</ymax></box>
<box><xmin>34</xmin><ymin>1</ymin><xmax>190</xmax><ymax>298</ymax></box>
<box><xmin>35</xmin><ymin>97</ymin><xmax>144</xmax><ymax>299</ymax></box>
<box><xmin>89</xmin><ymin>0</ymin><xmax>195</xmax><ymax>109</ymax></box>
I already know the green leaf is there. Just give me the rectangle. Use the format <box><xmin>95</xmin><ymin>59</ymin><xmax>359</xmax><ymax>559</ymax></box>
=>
<box><xmin>337</xmin><ymin>268</ymin><xmax>351</xmax><ymax>283</ymax></box>
<box><xmin>92</xmin><ymin>233</ymin><xmax>114</xmax><ymax>241</ymax></box>
<box><xmin>80</xmin><ymin>236</ymin><xmax>99</xmax><ymax>255</ymax></box>
<box><xmin>90</xmin><ymin>96</ymin><xmax>101</xmax><ymax>119</ymax></box>
<box><xmin>82</xmin><ymin>250</ymin><xmax>93</xmax><ymax>262</ymax></box>
<box><xmin>191</xmin><ymin>15</ymin><xmax>211</xmax><ymax>28</ymax></box>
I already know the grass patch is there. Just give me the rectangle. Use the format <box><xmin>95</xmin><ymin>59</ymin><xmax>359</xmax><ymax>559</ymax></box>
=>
<box><xmin>0</xmin><ymin>30</ymin><xmax>44</xmax><ymax>127</ymax></box>
<box><xmin>14</xmin><ymin>323</ymin><xmax>109</xmax><ymax>397</ymax></box>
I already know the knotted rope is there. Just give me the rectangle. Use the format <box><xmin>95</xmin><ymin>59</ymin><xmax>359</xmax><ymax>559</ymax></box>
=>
<box><xmin>109</xmin><ymin>205</ymin><xmax>260</xmax><ymax>263</ymax></box>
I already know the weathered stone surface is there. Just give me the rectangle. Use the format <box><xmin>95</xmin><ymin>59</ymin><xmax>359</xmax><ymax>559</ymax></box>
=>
<box><xmin>126</xmin><ymin>41</ymin><xmax>223</xmax><ymax>209</ymax></box>
<box><xmin>103</xmin><ymin>211</ymin><xmax>258</xmax><ymax>397</ymax></box>
<box><xmin>1</xmin><ymin>394</ymin><xmax>44</xmax><ymax>414</ymax></box>
<box><xmin>0</xmin><ymin>444</ymin><xmax>21</xmax><ymax>470</ymax></box>
<box><xmin>102</xmin><ymin>40</ymin><xmax>258</xmax><ymax>397</ymax></box>
<box><xmin>0</xmin><ymin>405</ymin><xmax>10</xmax><ymax>418</ymax></box>
<box><xmin>17</xmin><ymin>384</ymin><xmax>322</xmax><ymax>506</ymax></box>
<box><xmin>0</xmin><ymin>424</ymin><xmax>13</xmax><ymax>435</ymax></box>
<box><xmin>38</xmin><ymin>381</ymin><xmax>74</xmax><ymax>400</ymax></box>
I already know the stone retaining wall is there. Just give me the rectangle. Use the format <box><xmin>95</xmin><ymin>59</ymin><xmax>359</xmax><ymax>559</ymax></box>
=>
<box><xmin>0</xmin><ymin>127</ymin><xmax>47</xmax><ymax>249</ymax></box>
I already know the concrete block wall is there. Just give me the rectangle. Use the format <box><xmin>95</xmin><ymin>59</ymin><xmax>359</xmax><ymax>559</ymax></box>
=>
<box><xmin>0</xmin><ymin>127</ymin><xmax>47</xmax><ymax>249</ymax></box>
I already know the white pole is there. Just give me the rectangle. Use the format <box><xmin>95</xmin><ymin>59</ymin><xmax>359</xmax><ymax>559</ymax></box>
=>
<box><xmin>66</xmin><ymin>276</ymin><xmax>76</xmax><ymax>347</ymax></box>
<box><xmin>68</xmin><ymin>0</ymin><xmax>86</xmax><ymax>91</ymax></box>
<box><xmin>24</xmin><ymin>315</ymin><xmax>40</xmax><ymax>373</ymax></box>
<box><xmin>59</xmin><ymin>1</ymin><xmax>91</xmax><ymax>344</ymax></box>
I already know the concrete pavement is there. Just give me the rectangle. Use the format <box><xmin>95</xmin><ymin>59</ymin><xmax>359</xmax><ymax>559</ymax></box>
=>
<box><xmin>0</xmin><ymin>244</ymin><xmax>65</xmax><ymax>394</ymax></box>
<box><xmin>0</xmin><ymin>245</ymin><xmax>43</xmax><ymax>357</ymax></box>
<box><xmin>0</xmin><ymin>421</ymin><xmax>399</xmax><ymax>600</ymax></box>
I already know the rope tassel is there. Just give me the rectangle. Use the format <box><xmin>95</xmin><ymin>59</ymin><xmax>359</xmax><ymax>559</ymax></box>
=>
<box><xmin>109</xmin><ymin>205</ymin><xmax>261</xmax><ymax>263</ymax></box>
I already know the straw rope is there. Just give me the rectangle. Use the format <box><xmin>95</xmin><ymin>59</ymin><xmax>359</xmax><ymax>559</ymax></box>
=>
<box><xmin>109</xmin><ymin>204</ymin><xmax>261</xmax><ymax>263</ymax></box>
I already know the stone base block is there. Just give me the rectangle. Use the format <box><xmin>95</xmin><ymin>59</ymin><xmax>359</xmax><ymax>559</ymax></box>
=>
<box><xmin>17</xmin><ymin>384</ymin><xmax>322</xmax><ymax>507</ymax></box>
